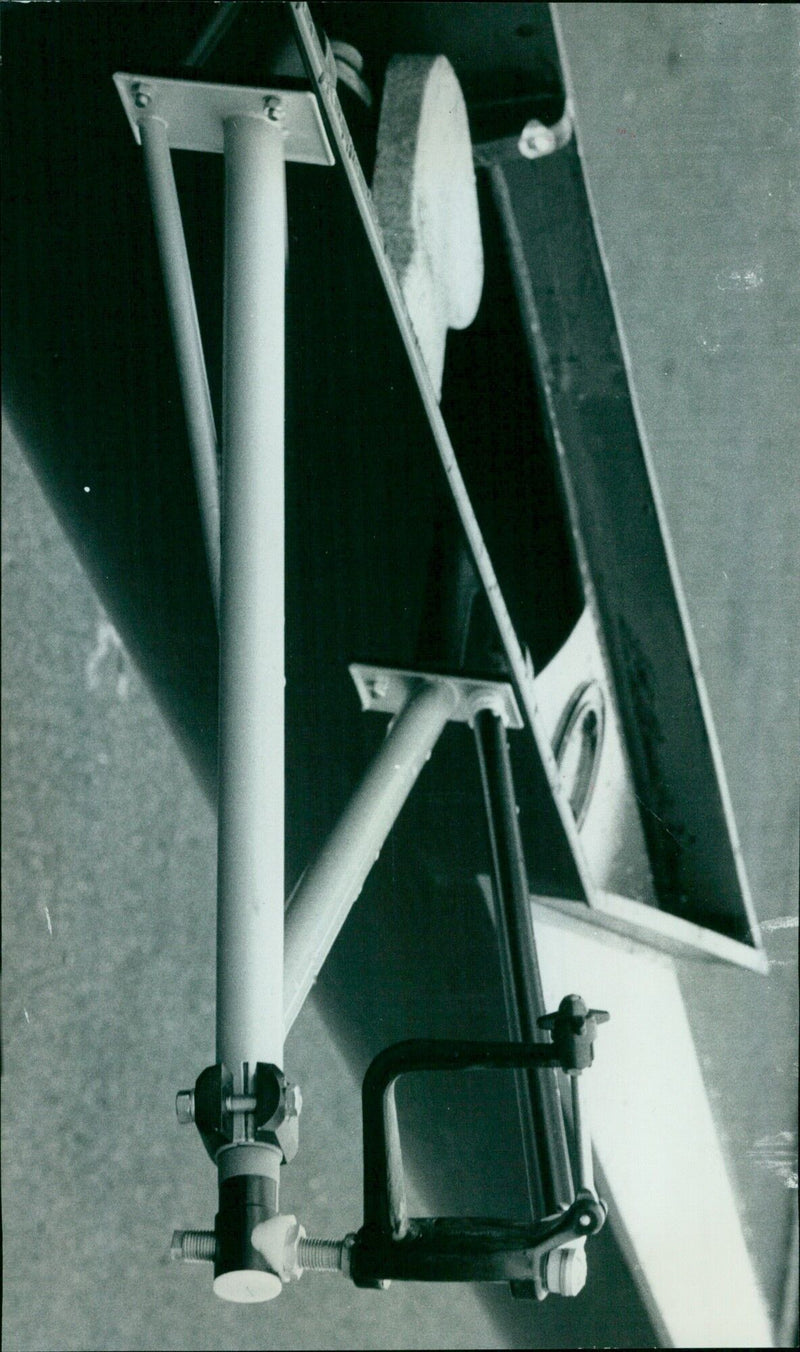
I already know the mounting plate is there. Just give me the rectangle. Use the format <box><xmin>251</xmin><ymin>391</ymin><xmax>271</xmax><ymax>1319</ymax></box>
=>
<box><xmin>349</xmin><ymin>663</ymin><xmax>523</xmax><ymax>729</ymax></box>
<box><xmin>113</xmin><ymin>73</ymin><xmax>335</xmax><ymax>164</ymax></box>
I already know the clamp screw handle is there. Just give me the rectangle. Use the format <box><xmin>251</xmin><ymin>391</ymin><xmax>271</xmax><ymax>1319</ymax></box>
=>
<box><xmin>537</xmin><ymin>995</ymin><xmax>610</xmax><ymax>1072</ymax></box>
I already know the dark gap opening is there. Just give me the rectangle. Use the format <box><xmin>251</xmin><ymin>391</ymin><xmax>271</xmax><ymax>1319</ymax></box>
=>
<box><xmin>441</xmin><ymin>173</ymin><xmax>584</xmax><ymax>675</ymax></box>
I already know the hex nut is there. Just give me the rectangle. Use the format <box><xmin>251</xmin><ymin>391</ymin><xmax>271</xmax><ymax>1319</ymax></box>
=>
<box><xmin>284</xmin><ymin>1084</ymin><xmax>303</xmax><ymax>1119</ymax></box>
<box><xmin>175</xmin><ymin>1089</ymin><xmax>195</xmax><ymax>1125</ymax></box>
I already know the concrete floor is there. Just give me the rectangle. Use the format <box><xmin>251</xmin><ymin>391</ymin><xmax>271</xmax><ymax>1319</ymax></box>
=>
<box><xmin>556</xmin><ymin>3</ymin><xmax>799</xmax><ymax>1325</ymax></box>
<box><xmin>3</xmin><ymin>4</ymin><xmax>798</xmax><ymax>1348</ymax></box>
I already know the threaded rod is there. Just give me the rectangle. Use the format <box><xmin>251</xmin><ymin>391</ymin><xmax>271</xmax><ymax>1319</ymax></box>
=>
<box><xmin>171</xmin><ymin>1228</ymin><xmax>350</xmax><ymax>1274</ymax></box>
<box><xmin>171</xmin><ymin>1229</ymin><xmax>217</xmax><ymax>1262</ymax></box>
<box><xmin>298</xmin><ymin>1237</ymin><xmax>347</xmax><ymax>1272</ymax></box>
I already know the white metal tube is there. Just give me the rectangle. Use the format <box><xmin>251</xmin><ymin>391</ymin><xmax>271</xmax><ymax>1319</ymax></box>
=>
<box><xmin>283</xmin><ymin>681</ymin><xmax>458</xmax><ymax>1032</ymax></box>
<box><xmin>217</xmin><ymin>114</ymin><xmax>286</xmax><ymax>1082</ymax></box>
<box><xmin>139</xmin><ymin>115</ymin><xmax>221</xmax><ymax>615</ymax></box>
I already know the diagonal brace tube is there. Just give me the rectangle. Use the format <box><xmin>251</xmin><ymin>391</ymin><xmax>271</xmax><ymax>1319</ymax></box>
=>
<box><xmin>140</xmin><ymin>115</ymin><xmax>221</xmax><ymax>615</ymax></box>
<box><xmin>283</xmin><ymin>680</ymin><xmax>459</xmax><ymax>1032</ymax></box>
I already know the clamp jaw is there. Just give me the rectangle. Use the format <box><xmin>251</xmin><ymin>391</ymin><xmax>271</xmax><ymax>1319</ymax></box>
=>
<box><xmin>188</xmin><ymin>1061</ymin><xmax>301</xmax><ymax>1166</ymax></box>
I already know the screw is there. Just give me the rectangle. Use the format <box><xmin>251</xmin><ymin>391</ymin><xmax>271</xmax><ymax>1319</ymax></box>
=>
<box><xmin>365</xmin><ymin>676</ymin><xmax>389</xmax><ymax>701</ymax></box>
<box><xmin>132</xmin><ymin>83</ymin><xmax>153</xmax><ymax>110</ymax></box>
<box><xmin>263</xmin><ymin>95</ymin><xmax>285</xmax><ymax>124</ymax></box>
<box><xmin>579</xmin><ymin>1213</ymin><xmax>592</xmax><ymax>1228</ymax></box>
<box><xmin>175</xmin><ymin>1089</ymin><xmax>195</xmax><ymax>1125</ymax></box>
<box><xmin>224</xmin><ymin>1095</ymin><xmax>258</xmax><ymax>1113</ymax></box>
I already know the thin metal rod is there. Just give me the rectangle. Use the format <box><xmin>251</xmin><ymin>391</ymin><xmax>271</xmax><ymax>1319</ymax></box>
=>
<box><xmin>182</xmin><ymin>1</ymin><xmax>243</xmax><ymax>69</ymax></box>
<box><xmin>570</xmin><ymin>1074</ymin><xmax>595</xmax><ymax>1195</ymax></box>
<box><xmin>474</xmin><ymin>709</ymin><xmax>574</xmax><ymax>1217</ymax></box>
<box><xmin>284</xmin><ymin>681</ymin><xmax>458</xmax><ymax>1032</ymax></box>
<box><xmin>217</xmin><ymin>114</ymin><xmax>286</xmax><ymax>1081</ymax></box>
<box><xmin>139</xmin><ymin>115</ymin><xmax>221</xmax><ymax>616</ymax></box>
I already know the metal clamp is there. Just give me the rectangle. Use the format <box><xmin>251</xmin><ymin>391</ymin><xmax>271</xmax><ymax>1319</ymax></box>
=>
<box><xmin>349</xmin><ymin>998</ymin><xmax>609</xmax><ymax>1297</ymax></box>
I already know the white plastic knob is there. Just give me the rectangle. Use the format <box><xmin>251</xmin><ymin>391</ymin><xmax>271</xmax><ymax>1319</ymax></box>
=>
<box><xmin>251</xmin><ymin>1213</ymin><xmax>306</xmax><ymax>1283</ymax></box>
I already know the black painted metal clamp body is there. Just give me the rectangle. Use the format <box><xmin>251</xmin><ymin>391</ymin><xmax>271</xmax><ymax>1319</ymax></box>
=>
<box><xmin>351</xmin><ymin>1009</ymin><xmax>608</xmax><ymax>1293</ymax></box>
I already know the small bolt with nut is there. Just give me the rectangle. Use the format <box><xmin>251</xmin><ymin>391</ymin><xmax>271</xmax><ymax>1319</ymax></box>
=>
<box><xmin>263</xmin><ymin>95</ymin><xmax>286</xmax><ymax>124</ymax></box>
<box><xmin>132</xmin><ymin>82</ymin><xmax>154</xmax><ymax>110</ymax></box>
<box><xmin>518</xmin><ymin>109</ymin><xmax>574</xmax><ymax>161</ymax></box>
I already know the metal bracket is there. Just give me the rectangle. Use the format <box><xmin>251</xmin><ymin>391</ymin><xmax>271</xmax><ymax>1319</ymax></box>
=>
<box><xmin>113</xmin><ymin>73</ymin><xmax>334</xmax><ymax>163</ymax></box>
<box><xmin>351</xmin><ymin>1006</ymin><xmax>609</xmax><ymax>1294</ymax></box>
<box><xmin>349</xmin><ymin>663</ymin><xmax>523</xmax><ymax>730</ymax></box>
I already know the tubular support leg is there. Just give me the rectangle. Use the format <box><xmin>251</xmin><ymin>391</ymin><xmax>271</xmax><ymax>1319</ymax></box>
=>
<box><xmin>283</xmin><ymin>680</ymin><xmax>459</xmax><ymax>1032</ymax></box>
<box><xmin>212</xmin><ymin>111</ymin><xmax>288</xmax><ymax>1304</ymax></box>
<box><xmin>139</xmin><ymin>115</ymin><xmax>221</xmax><ymax>614</ymax></box>
<box><xmin>217</xmin><ymin>113</ymin><xmax>286</xmax><ymax>1083</ymax></box>
<box><xmin>474</xmin><ymin>709</ymin><xmax>574</xmax><ymax>1216</ymax></box>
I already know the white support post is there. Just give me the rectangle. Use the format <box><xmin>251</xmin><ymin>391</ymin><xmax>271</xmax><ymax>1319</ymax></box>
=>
<box><xmin>216</xmin><ymin>113</ymin><xmax>286</xmax><ymax>1088</ymax></box>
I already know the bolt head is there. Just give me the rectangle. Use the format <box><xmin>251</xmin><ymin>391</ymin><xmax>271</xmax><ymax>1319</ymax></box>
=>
<box><xmin>365</xmin><ymin>676</ymin><xmax>389</xmax><ymax>701</ymax></box>
<box><xmin>518</xmin><ymin>119</ymin><xmax>557</xmax><ymax>159</ymax></box>
<box><xmin>132</xmin><ymin>83</ymin><xmax>153</xmax><ymax>110</ymax></box>
<box><xmin>175</xmin><ymin>1089</ymin><xmax>195</xmax><ymax>1125</ymax></box>
<box><xmin>263</xmin><ymin>95</ymin><xmax>286</xmax><ymax>123</ymax></box>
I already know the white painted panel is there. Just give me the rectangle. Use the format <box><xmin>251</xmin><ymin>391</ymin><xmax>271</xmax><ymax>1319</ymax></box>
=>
<box><xmin>531</xmin><ymin>904</ymin><xmax>773</xmax><ymax>1347</ymax></box>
